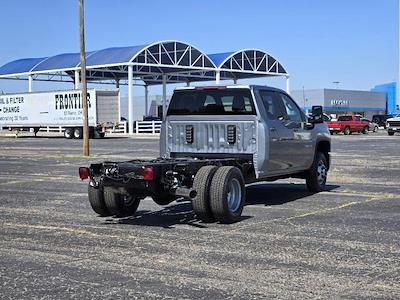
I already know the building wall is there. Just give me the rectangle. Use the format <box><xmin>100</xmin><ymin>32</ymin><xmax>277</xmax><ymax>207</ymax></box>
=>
<box><xmin>291</xmin><ymin>89</ymin><xmax>325</xmax><ymax>109</ymax></box>
<box><xmin>371</xmin><ymin>82</ymin><xmax>398</xmax><ymax>114</ymax></box>
<box><xmin>291</xmin><ymin>88</ymin><xmax>386</xmax><ymax>119</ymax></box>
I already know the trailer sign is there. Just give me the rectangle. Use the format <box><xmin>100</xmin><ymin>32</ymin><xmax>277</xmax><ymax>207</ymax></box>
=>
<box><xmin>0</xmin><ymin>89</ymin><xmax>96</xmax><ymax>126</ymax></box>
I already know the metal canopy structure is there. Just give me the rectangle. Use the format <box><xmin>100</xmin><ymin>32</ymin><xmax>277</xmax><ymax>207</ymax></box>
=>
<box><xmin>0</xmin><ymin>40</ymin><xmax>290</xmax><ymax>133</ymax></box>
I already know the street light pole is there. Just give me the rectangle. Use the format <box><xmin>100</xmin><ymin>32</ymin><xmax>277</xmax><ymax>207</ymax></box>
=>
<box><xmin>79</xmin><ymin>0</ymin><xmax>89</xmax><ymax>157</ymax></box>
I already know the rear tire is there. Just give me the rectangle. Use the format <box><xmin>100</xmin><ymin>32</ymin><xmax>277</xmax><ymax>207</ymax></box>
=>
<box><xmin>388</xmin><ymin>131</ymin><xmax>395</xmax><ymax>136</ymax></box>
<box><xmin>343</xmin><ymin>127</ymin><xmax>351</xmax><ymax>135</ymax></box>
<box><xmin>306</xmin><ymin>152</ymin><xmax>328</xmax><ymax>192</ymax></box>
<box><xmin>88</xmin><ymin>184</ymin><xmax>110</xmax><ymax>216</ymax></box>
<box><xmin>73</xmin><ymin>127</ymin><xmax>83</xmax><ymax>139</ymax></box>
<box><xmin>362</xmin><ymin>126</ymin><xmax>368</xmax><ymax>134</ymax></box>
<box><xmin>103</xmin><ymin>187</ymin><xmax>140</xmax><ymax>217</ymax></box>
<box><xmin>373</xmin><ymin>126</ymin><xmax>378</xmax><ymax>132</ymax></box>
<box><xmin>210</xmin><ymin>166</ymin><xmax>245</xmax><ymax>224</ymax></box>
<box><xmin>64</xmin><ymin>128</ymin><xmax>73</xmax><ymax>139</ymax></box>
<box><xmin>192</xmin><ymin>165</ymin><xmax>218</xmax><ymax>222</ymax></box>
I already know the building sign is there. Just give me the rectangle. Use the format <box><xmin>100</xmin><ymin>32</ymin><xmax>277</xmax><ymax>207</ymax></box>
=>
<box><xmin>330</xmin><ymin>99</ymin><xmax>349</xmax><ymax>107</ymax></box>
<box><xmin>0</xmin><ymin>89</ymin><xmax>96</xmax><ymax>126</ymax></box>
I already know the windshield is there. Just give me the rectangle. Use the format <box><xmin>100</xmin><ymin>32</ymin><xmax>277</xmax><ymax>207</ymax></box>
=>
<box><xmin>338</xmin><ymin>116</ymin><xmax>352</xmax><ymax>121</ymax></box>
<box><xmin>167</xmin><ymin>89</ymin><xmax>256</xmax><ymax>115</ymax></box>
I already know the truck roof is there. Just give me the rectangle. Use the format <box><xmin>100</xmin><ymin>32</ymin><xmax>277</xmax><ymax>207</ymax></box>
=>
<box><xmin>174</xmin><ymin>85</ymin><xmax>286</xmax><ymax>93</ymax></box>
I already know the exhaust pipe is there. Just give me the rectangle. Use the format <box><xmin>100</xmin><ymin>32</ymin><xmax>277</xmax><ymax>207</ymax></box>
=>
<box><xmin>173</xmin><ymin>187</ymin><xmax>197</xmax><ymax>199</ymax></box>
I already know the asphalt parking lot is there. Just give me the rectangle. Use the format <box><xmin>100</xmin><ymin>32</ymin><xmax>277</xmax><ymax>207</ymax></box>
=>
<box><xmin>0</xmin><ymin>130</ymin><xmax>399</xmax><ymax>299</ymax></box>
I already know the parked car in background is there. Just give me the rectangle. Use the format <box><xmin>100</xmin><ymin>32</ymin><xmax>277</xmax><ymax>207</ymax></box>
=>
<box><xmin>360</xmin><ymin>118</ymin><xmax>379</xmax><ymax>132</ymax></box>
<box><xmin>327</xmin><ymin>115</ymin><xmax>370</xmax><ymax>135</ymax></box>
<box><xmin>386</xmin><ymin>114</ymin><xmax>400</xmax><ymax>136</ymax></box>
<box><xmin>372</xmin><ymin>114</ymin><xmax>393</xmax><ymax>128</ymax></box>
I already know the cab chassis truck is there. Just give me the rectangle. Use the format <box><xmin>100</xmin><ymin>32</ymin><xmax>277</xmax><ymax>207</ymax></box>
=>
<box><xmin>80</xmin><ymin>85</ymin><xmax>331</xmax><ymax>223</ymax></box>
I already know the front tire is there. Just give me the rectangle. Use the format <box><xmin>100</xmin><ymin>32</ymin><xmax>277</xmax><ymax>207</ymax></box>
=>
<box><xmin>306</xmin><ymin>152</ymin><xmax>328</xmax><ymax>192</ymax></box>
<box><xmin>88</xmin><ymin>184</ymin><xmax>110</xmax><ymax>216</ymax></box>
<box><xmin>343</xmin><ymin>127</ymin><xmax>351</xmax><ymax>135</ymax></box>
<box><xmin>388</xmin><ymin>131</ymin><xmax>395</xmax><ymax>136</ymax></box>
<box><xmin>362</xmin><ymin>126</ymin><xmax>369</xmax><ymax>134</ymax></box>
<box><xmin>192</xmin><ymin>165</ymin><xmax>218</xmax><ymax>222</ymax></box>
<box><xmin>210</xmin><ymin>166</ymin><xmax>245</xmax><ymax>224</ymax></box>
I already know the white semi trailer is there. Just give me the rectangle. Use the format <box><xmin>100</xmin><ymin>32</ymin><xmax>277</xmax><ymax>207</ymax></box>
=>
<box><xmin>0</xmin><ymin>89</ymin><xmax>120</xmax><ymax>139</ymax></box>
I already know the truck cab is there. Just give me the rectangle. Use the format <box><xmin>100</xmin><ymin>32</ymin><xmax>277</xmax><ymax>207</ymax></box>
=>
<box><xmin>386</xmin><ymin>114</ymin><xmax>400</xmax><ymax>136</ymax></box>
<box><xmin>161</xmin><ymin>85</ymin><xmax>330</xmax><ymax>181</ymax></box>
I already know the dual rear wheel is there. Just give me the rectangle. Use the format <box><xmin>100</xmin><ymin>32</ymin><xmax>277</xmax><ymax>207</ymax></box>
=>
<box><xmin>192</xmin><ymin>166</ymin><xmax>245</xmax><ymax>224</ymax></box>
<box><xmin>88</xmin><ymin>185</ymin><xmax>140</xmax><ymax>217</ymax></box>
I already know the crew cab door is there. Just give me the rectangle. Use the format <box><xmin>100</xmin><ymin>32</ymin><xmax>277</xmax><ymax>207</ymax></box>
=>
<box><xmin>354</xmin><ymin>115</ymin><xmax>364</xmax><ymax>131</ymax></box>
<box><xmin>258</xmin><ymin>90</ymin><xmax>310</xmax><ymax>174</ymax></box>
<box><xmin>275</xmin><ymin>92</ymin><xmax>314</xmax><ymax>170</ymax></box>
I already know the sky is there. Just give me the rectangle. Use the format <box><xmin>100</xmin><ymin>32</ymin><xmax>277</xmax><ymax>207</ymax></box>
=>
<box><xmin>0</xmin><ymin>0</ymin><xmax>398</xmax><ymax>96</ymax></box>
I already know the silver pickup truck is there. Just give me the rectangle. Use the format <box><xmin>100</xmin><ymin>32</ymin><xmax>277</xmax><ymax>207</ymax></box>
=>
<box><xmin>80</xmin><ymin>85</ymin><xmax>331</xmax><ymax>223</ymax></box>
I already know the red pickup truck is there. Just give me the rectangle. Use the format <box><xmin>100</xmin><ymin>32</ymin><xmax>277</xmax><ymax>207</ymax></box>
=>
<box><xmin>327</xmin><ymin>115</ymin><xmax>370</xmax><ymax>135</ymax></box>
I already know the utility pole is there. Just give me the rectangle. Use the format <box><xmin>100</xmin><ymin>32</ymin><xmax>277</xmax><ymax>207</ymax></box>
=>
<box><xmin>79</xmin><ymin>0</ymin><xmax>89</xmax><ymax>156</ymax></box>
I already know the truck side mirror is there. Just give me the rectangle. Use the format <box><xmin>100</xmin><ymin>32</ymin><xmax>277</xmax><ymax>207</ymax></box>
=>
<box><xmin>310</xmin><ymin>106</ymin><xmax>324</xmax><ymax>124</ymax></box>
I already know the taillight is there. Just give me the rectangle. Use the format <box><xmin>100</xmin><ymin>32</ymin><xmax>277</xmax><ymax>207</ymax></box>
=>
<box><xmin>143</xmin><ymin>166</ymin><xmax>154</xmax><ymax>181</ymax></box>
<box><xmin>79</xmin><ymin>167</ymin><xmax>89</xmax><ymax>180</ymax></box>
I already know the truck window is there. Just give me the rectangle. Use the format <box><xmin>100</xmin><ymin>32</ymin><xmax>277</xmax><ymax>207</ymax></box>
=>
<box><xmin>338</xmin><ymin>116</ymin><xmax>352</xmax><ymax>121</ymax></box>
<box><xmin>277</xmin><ymin>93</ymin><xmax>304</xmax><ymax>122</ymax></box>
<box><xmin>167</xmin><ymin>89</ymin><xmax>256</xmax><ymax>115</ymax></box>
<box><xmin>259</xmin><ymin>90</ymin><xmax>282</xmax><ymax>120</ymax></box>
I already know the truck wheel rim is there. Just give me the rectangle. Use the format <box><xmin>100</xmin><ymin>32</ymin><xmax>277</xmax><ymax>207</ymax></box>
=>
<box><xmin>227</xmin><ymin>178</ymin><xmax>241</xmax><ymax>213</ymax></box>
<box><xmin>317</xmin><ymin>160</ymin><xmax>327</xmax><ymax>186</ymax></box>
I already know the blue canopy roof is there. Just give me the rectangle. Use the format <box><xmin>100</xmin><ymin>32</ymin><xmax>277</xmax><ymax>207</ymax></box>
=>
<box><xmin>208</xmin><ymin>52</ymin><xmax>235</xmax><ymax>67</ymax></box>
<box><xmin>0</xmin><ymin>41</ymin><xmax>288</xmax><ymax>84</ymax></box>
<box><xmin>0</xmin><ymin>45</ymin><xmax>150</xmax><ymax>75</ymax></box>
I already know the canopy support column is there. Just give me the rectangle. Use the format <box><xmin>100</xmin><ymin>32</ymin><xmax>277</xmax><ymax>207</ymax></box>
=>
<box><xmin>215</xmin><ymin>70</ymin><xmax>220</xmax><ymax>85</ymax></box>
<box><xmin>28</xmin><ymin>75</ymin><xmax>33</xmax><ymax>92</ymax></box>
<box><xmin>233</xmin><ymin>78</ymin><xmax>237</xmax><ymax>85</ymax></box>
<box><xmin>74</xmin><ymin>70</ymin><xmax>79</xmax><ymax>89</ymax></box>
<box><xmin>128</xmin><ymin>65</ymin><xmax>133</xmax><ymax>134</ymax></box>
<box><xmin>144</xmin><ymin>85</ymin><xmax>149</xmax><ymax>116</ymax></box>
<box><xmin>186</xmin><ymin>82</ymin><xmax>190</xmax><ymax>87</ymax></box>
<box><xmin>285</xmin><ymin>76</ymin><xmax>290</xmax><ymax>94</ymax></box>
<box><xmin>162</xmin><ymin>74</ymin><xmax>167</xmax><ymax>119</ymax></box>
<box><xmin>115</xmin><ymin>79</ymin><xmax>120</xmax><ymax>89</ymax></box>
